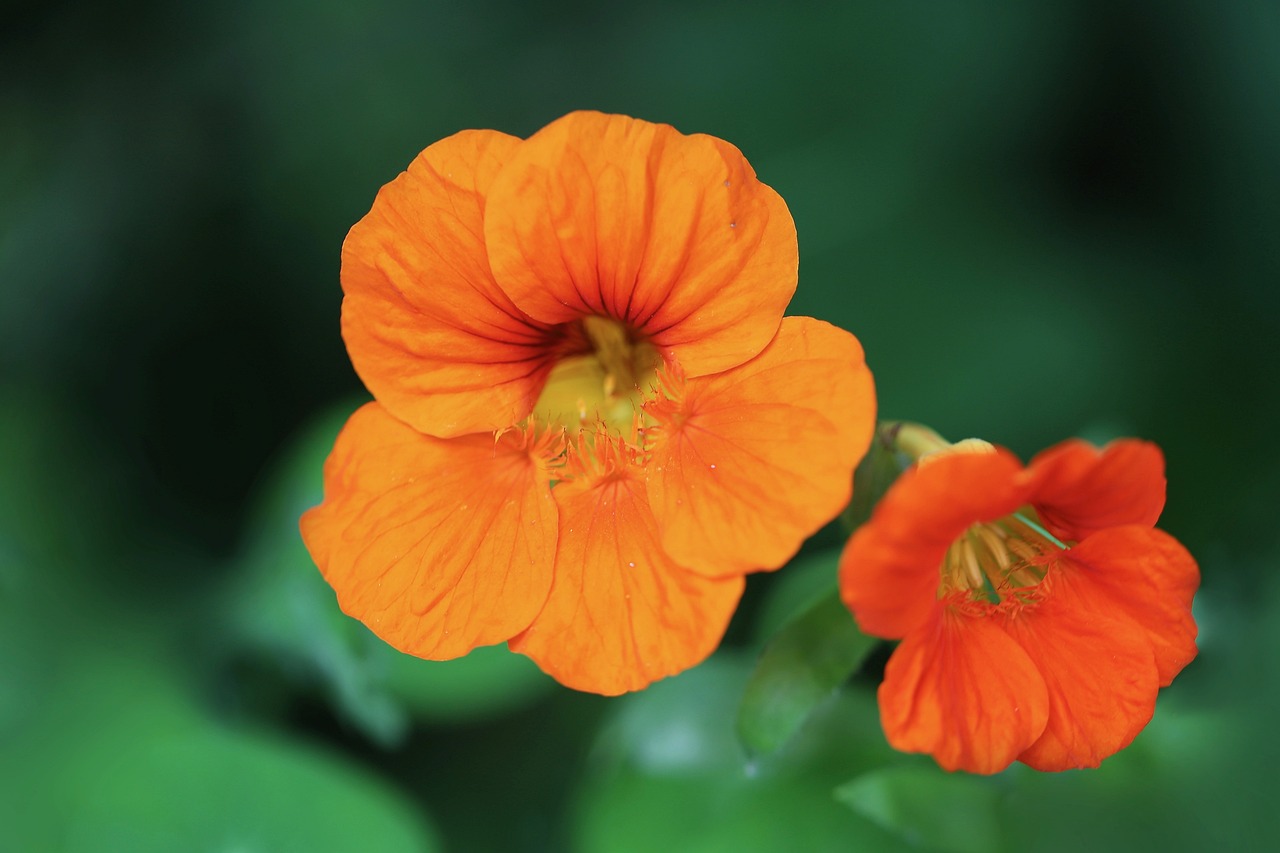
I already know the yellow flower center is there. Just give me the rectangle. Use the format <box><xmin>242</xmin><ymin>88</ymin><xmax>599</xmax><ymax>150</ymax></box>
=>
<box><xmin>532</xmin><ymin>316</ymin><xmax>663</xmax><ymax>436</ymax></box>
<box><xmin>939</xmin><ymin>510</ymin><xmax>1066</xmax><ymax>604</ymax></box>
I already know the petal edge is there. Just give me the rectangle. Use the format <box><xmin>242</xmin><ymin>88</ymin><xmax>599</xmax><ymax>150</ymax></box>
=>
<box><xmin>341</xmin><ymin>129</ymin><xmax>559</xmax><ymax>438</ymax></box>
<box><xmin>647</xmin><ymin>317</ymin><xmax>875</xmax><ymax>576</ymax></box>
<box><xmin>509</xmin><ymin>458</ymin><xmax>743</xmax><ymax>695</ymax></box>
<box><xmin>484</xmin><ymin>111</ymin><xmax>796</xmax><ymax>377</ymax></box>
<box><xmin>1027</xmin><ymin>439</ymin><xmax>1166</xmax><ymax>542</ymax></box>
<box><xmin>300</xmin><ymin>403</ymin><xmax>558</xmax><ymax>659</ymax></box>
<box><xmin>879</xmin><ymin>606</ymin><xmax>1049</xmax><ymax>775</ymax></box>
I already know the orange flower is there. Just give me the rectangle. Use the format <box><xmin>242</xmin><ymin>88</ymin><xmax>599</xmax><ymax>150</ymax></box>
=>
<box><xmin>302</xmin><ymin>112</ymin><xmax>876</xmax><ymax>695</ymax></box>
<box><xmin>838</xmin><ymin>433</ymin><xmax>1199</xmax><ymax>773</ymax></box>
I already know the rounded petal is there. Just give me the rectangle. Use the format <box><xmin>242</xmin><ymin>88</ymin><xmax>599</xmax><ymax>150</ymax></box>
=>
<box><xmin>1060</xmin><ymin>527</ymin><xmax>1199</xmax><ymax>686</ymax></box>
<box><xmin>645</xmin><ymin>317</ymin><xmax>875</xmax><ymax>576</ymax></box>
<box><xmin>1004</xmin><ymin>571</ymin><xmax>1160</xmax><ymax>771</ymax></box>
<box><xmin>879</xmin><ymin>606</ymin><xmax>1049</xmax><ymax>775</ymax></box>
<box><xmin>300</xmin><ymin>403</ymin><xmax>558</xmax><ymax>659</ymax></box>
<box><xmin>1026</xmin><ymin>439</ymin><xmax>1166</xmax><ymax>542</ymax></box>
<box><xmin>341</xmin><ymin>129</ymin><xmax>560</xmax><ymax>438</ymax></box>
<box><xmin>484</xmin><ymin>110</ymin><xmax>796</xmax><ymax>377</ymax></box>
<box><xmin>839</xmin><ymin>448</ymin><xmax>1028</xmax><ymax>638</ymax></box>
<box><xmin>508</xmin><ymin>458</ymin><xmax>744</xmax><ymax>695</ymax></box>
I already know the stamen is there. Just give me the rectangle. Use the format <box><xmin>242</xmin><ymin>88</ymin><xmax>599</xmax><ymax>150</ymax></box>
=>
<box><xmin>974</xmin><ymin>525</ymin><xmax>1010</xmax><ymax>572</ymax></box>
<box><xmin>937</xmin><ymin>509</ymin><xmax>1066</xmax><ymax>607</ymax></box>
<box><xmin>1006</xmin><ymin>538</ymin><xmax>1040</xmax><ymax>563</ymax></box>
<box><xmin>959</xmin><ymin>536</ymin><xmax>984</xmax><ymax>590</ymax></box>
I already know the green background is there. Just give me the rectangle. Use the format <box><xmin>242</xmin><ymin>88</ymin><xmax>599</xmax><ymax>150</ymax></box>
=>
<box><xmin>2</xmin><ymin>1</ymin><xmax>1276</xmax><ymax>850</ymax></box>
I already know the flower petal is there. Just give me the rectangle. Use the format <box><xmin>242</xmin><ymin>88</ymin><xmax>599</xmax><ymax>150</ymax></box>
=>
<box><xmin>483</xmin><ymin>110</ymin><xmax>796</xmax><ymax>377</ymax></box>
<box><xmin>879</xmin><ymin>606</ymin><xmax>1049</xmax><ymax>775</ymax></box>
<box><xmin>645</xmin><ymin>317</ymin><xmax>875</xmax><ymax>576</ymax></box>
<box><xmin>839</xmin><ymin>449</ymin><xmax>1027</xmax><ymax>638</ymax></box>
<box><xmin>341</xmin><ymin>129</ymin><xmax>560</xmax><ymax>438</ymax></box>
<box><xmin>1004</xmin><ymin>570</ymin><xmax>1160</xmax><ymax>771</ymax></box>
<box><xmin>300</xmin><ymin>403</ymin><xmax>558</xmax><ymax>659</ymax></box>
<box><xmin>1060</xmin><ymin>527</ymin><xmax>1199</xmax><ymax>686</ymax></box>
<box><xmin>508</xmin><ymin>455</ymin><xmax>744</xmax><ymax>695</ymax></box>
<box><xmin>1026</xmin><ymin>439</ymin><xmax>1166</xmax><ymax>541</ymax></box>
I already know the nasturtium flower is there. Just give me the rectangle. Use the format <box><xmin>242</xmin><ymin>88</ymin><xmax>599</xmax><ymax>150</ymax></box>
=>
<box><xmin>838</xmin><ymin>432</ymin><xmax>1199</xmax><ymax>773</ymax></box>
<box><xmin>302</xmin><ymin>111</ymin><xmax>876</xmax><ymax>695</ymax></box>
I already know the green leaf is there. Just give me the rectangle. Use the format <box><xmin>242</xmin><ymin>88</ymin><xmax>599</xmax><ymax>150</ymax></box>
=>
<box><xmin>0</xmin><ymin>388</ymin><xmax>111</xmax><ymax>569</ymax></box>
<box><xmin>0</xmin><ymin>598</ymin><xmax>442</xmax><ymax>853</ymax></box>
<box><xmin>224</xmin><ymin>400</ymin><xmax>552</xmax><ymax>743</ymax></box>
<box><xmin>221</xmin><ymin>398</ymin><xmax>410</xmax><ymax>745</ymax></box>
<box><xmin>737</xmin><ymin>587</ymin><xmax>880</xmax><ymax>757</ymax></box>
<box><xmin>835</xmin><ymin>767</ymin><xmax>1004</xmax><ymax>853</ymax></box>
<box><xmin>574</xmin><ymin>656</ymin><xmax>909</xmax><ymax>853</ymax></box>
<box><xmin>384</xmin><ymin>642</ymin><xmax>552</xmax><ymax>723</ymax></box>
<box><xmin>59</xmin><ymin>725</ymin><xmax>441</xmax><ymax>853</ymax></box>
<box><xmin>753</xmin><ymin>547</ymin><xmax>845</xmax><ymax>640</ymax></box>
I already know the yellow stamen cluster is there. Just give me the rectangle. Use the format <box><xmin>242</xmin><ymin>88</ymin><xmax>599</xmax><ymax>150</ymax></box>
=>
<box><xmin>940</xmin><ymin>512</ymin><xmax>1065</xmax><ymax>603</ymax></box>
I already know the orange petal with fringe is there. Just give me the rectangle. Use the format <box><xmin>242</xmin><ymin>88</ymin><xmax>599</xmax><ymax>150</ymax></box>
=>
<box><xmin>508</xmin><ymin>444</ymin><xmax>744</xmax><ymax>695</ymax></box>
<box><xmin>646</xmin><ymin>317</ymin><xmax>875</xmax><ymax>576</ymax></box>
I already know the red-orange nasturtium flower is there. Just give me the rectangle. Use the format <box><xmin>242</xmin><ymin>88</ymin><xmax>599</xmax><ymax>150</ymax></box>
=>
<box><xmin>301</xmin><ymin>111</ymin><xmax>876</xmax><ymax>695</ymax></box>
<box><xmin>838</xmin><ymin>430</ymin><xmax>1199</xmax><ymax>773</ymax></box>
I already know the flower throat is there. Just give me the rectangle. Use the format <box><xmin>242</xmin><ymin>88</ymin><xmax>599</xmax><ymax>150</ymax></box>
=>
<box><xmin>532</xmin><ymin>316</ymin><xmax>663</xmax><ymax>437</ymax></box>
<box><xmin>940</xmin><ymin>511</ymin><xmax>1066</xmax><ymax>604</ymax></box>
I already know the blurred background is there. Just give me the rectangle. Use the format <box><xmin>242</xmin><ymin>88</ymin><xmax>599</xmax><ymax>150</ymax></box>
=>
<box><xmin>2</xmin><ymin>1</ymin><xmax>1277</xmax><ymax>850</ymax></box>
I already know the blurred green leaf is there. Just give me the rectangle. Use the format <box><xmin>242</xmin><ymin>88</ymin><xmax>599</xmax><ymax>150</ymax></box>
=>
<box><xmin>575</xmin><ymin>657</ymin><xmax>907</xmax><ymax>853</ymax></box>
<box><xmin>582</xmin><ymin>771</ymin><xmax>906</xmax><ymax>853</ymax></box>
<box><xmin>0</xmin><ymin>387</ymin><xmax>104</xmax><ymax>568</ymax></box>
<box><xmin>835</xmin><ymin>767</ymin><xmax>1004</xmax><ymax>853</ymax></box>
<box><xmin>225</xmin><ymin>401</ymin><xmax>552</xmax><ymax>743</ymax></box>
<box><xmin>0</xmin><ymin>577</ymin><xmax>441</xmax><ymax>853</ymax></box>
<box><xmin>223</xmin><ymin>400</ymin><xmax>406</xmax><ymax>743</ymax></box>
<box><xmin>385</xmin><ymin>643</ymin><xmax>551</xmax><ymax>722</ymax></box>
<box><xmin>62</xmin><ymin>725</ymin><xmax>440</xmax><ymax>853</ymax></box>
<box><xmin>738</xmin><ymin>587</ymin><xmax>880</xmax><ymax>757</ymax></box>
<box><xmin>754</xmin><ymin>547</ymin><xmax>845</xmax><ymax>639</ymax></box>
<box><xmin>997</xmin><ymin>684</ymin><xmax>1262</xmax><ymax>853</ymax></box>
